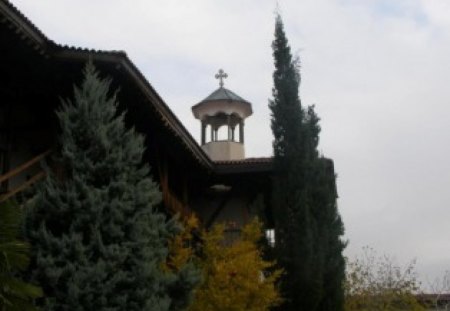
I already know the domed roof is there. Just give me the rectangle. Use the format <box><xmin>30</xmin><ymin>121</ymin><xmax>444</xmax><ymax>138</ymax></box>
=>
<box><xmin>192</xmin><ymin>69</ymin><xmax>253</xmax><ymax>120</ymax></box>
<box><xmin>199</xmin><ymin>87</ymin><xmax>250</xmax><ymax>105</ymax></box>
<box><xmin>192</xmin><ymin>86</ymin><xmax>253</xmax><ymax>120</ymax></box>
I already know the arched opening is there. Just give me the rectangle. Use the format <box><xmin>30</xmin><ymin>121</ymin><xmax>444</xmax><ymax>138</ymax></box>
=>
<box><xmin>202</xmin><ymin>113</ymin><xmax>244</xmax><ymax>144</ymax></box>
<box><xmin>216</xmin><ymin>125</ymin><xmax>228</xmax><ymax>141</ymax></box>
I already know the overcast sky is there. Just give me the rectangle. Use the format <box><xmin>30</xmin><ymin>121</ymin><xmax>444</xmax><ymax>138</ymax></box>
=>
<box><xmin>11</xmin><ymin>0</ymin><xmax>450</xmax><ymax>289</ymax></box>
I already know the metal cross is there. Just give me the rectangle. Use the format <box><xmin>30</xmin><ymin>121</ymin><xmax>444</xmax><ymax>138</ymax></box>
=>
<box><xmin>215</xmin><ymin>69</ymin><xmax>228</xmax><ymax>88</ymax></box>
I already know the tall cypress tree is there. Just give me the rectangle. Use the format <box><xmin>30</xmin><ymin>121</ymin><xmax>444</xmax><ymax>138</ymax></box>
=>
<box><xmin>269</xmin><ymin>14</ymin><xmax>319</xmax><ymax>310</ymax></box>
<box><xmin>26</xmin><ymin>63</ymin><xmax>197</xmax><ymax>311</ymax></box>
<box><xmin>305</xmin><ymin>107</ymin><xmax>346</xmax><ymax>311</ymax></box>
<box><xmin>269</xmin><ymin>15</ymin><xmax>345</xmax><ymax>310</ymax></box>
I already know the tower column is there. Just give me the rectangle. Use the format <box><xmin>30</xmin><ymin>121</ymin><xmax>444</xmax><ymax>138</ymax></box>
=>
<box><xmin>227</xmin><ymin>115</ymin><xmax>231</xmax><ymax>141</ymax></box>
<box><xmin>210</xmin><ymin>125</ymin><xmax>214</xmax><ymax>142</ymax></box>
<box><xmin>201</xmin><ymin>121</ymin><xmax>206</xmax><ymax>145</ymax></box>
<box><xmin>239</xmin><ymin>120</ymin><xmax>244</xmax><ymax>143</ymax></box>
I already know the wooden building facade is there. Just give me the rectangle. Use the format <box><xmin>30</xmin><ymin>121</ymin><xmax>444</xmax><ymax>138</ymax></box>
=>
<box><xmin>0</xmin><ymin>0</ymin><xmax>275</xmax><ymax>232</ymax></box>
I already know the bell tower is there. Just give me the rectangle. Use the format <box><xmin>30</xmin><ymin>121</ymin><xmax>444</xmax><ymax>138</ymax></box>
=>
<box><xmin>192</xmin><ymin>69</ymin><xmax>252</xmax><ymax>161</ymax></box>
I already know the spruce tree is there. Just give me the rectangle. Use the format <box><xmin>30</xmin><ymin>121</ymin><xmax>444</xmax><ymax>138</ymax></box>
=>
<box><xmin>269</xmin><ymin>15</ymin><xmax>346</xmax><ymax>310</ymax></box>
<box><xmin>26</xmin><ymin>63</ymin><xmax>197</xmax><ymax>311</ymax></box>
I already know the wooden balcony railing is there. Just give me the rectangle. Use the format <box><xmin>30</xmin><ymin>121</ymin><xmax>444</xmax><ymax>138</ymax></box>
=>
<box><xmin>0</xmin><ymin>149</ymin><xmax>51</xmax><ymax>203</ymax></box>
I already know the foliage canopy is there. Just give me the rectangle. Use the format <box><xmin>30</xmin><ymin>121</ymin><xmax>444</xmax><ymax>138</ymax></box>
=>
<box><xmin>188</xmin><ymin>218</ymin><xmax>282</xmax><ymax>311</ymax></box>
<box><xmin>345</xmin><ymin>247</ymin><xmax>425</xmax><ymax>311</ymax></box>
<box><xmin>0</xmin><ymin>200</ymin><xmax>42</xmax><ymax>311</ymax></box>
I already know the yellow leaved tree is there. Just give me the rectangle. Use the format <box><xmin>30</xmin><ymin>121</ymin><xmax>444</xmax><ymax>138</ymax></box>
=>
<box><xmin>344</xmin><ymin>247</ymin><xmax>425</xmax><ymax>311</ymax></box>
<box><xmin>188</xmin><ymin>218</ymin><xmax>282</xmax><ymax>311</ymax></box>
<box><xmin>164</xmin><ymin>214</ymin><xmax>200</xmax><ymax>272</ymax></box>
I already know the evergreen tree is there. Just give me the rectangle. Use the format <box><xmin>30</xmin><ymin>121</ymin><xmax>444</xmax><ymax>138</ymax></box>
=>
<box><xmin>25</xmin><ymin>63</ymin><xmax>197</xmax><ymax>311</ymax></box>
<box><xmin>269</xmin><ymin>15</ymin><xmax>346</xmax><ymax>310</ymax></box>
<box><xmin>269</xmin><ymin>14</ymin><xmax>319</xmax><ymax>310</ymax></box>
<box><xmin>305</xmin><ymin>107</ymin><xmax>346</xmax><ymax>311</ymax></box>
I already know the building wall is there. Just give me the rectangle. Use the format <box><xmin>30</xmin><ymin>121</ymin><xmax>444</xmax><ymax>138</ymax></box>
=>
<box><xmin>190</xmin><ymin>180</ymin><xmax>267</xmax><ymax>242</ymax></box>
<box><xmin>201</xmin><ymin>141</ymin><xmax>244</xmax><ymax>161</ymax></box>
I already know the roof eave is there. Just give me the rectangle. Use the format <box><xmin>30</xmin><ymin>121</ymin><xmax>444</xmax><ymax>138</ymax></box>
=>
<box><xmin>52</xmin><ymin>47</ymin><xmax>214</xmax><ymax>169</ymax></box>
<box><xmin>0</xmin><ymin>0</ymin><xmax>55</xmax><ymax>55</ymax></box>
<box><xmin>214</xmin><ymin>158</ymin><xmax>273</xmax><ymax>174</ymax></box>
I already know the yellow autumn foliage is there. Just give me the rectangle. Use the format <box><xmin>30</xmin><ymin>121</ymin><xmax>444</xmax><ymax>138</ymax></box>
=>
<box><xmin>188</xmin><ymin>218</ymin><xmax>282</xmax><ymax>311</ymax></box>
<box><xmin>344</xmin><ymin>247</ymin><xmax>425</xmax><ymax>311</ymax></box>
<box><xmin>163</xmin><ymin>214</ymin><xmax>199</xmax><ymax>272</ymax></box>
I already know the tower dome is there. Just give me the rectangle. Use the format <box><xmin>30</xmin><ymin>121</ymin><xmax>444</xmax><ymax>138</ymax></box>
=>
<box><xmin>192</xmin><ymin>69</ymin><xmax>253</xmax><ymax>161</ymax></box>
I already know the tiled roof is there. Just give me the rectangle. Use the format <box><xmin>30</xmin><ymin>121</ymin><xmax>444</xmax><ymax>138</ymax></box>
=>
<box><xmin>199</xmin><ymin>87</ymin><xmax>250</xmax><ymax>104</ymax></box>
<box><xmin>214</xmin><ymin>157</ymin><xmax>273</xmax><ymax>174</ymax></box>
<box><xmin>1</xmin><ymin>0</ymin><xmax>50</xmax><ymax>41</ymax></box>
<box><xmin>215</xmin><ymin>157</ymin><xmax>272</xmax><ymax>165</ymax></box>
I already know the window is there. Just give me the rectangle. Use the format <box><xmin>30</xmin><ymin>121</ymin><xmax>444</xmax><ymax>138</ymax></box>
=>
<box><xmin>265</xmin><ymin>229</ymin><xmax>275</xmax><ymax>247</ymax></box>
